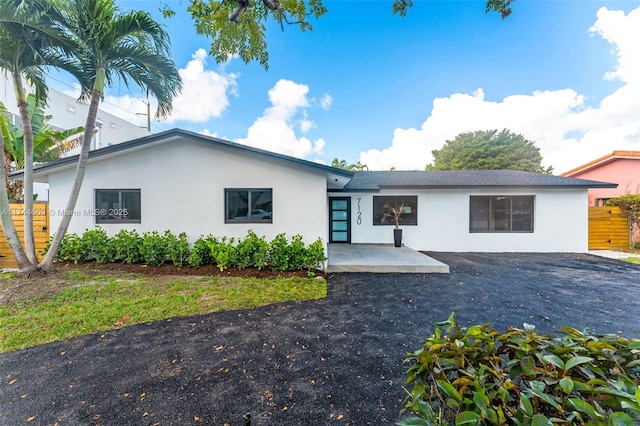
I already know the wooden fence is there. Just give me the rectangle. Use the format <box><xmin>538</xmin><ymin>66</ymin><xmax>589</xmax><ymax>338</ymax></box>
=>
<box><xmin>588</xmin><ymin>206</ymin><xmax>630</xmax><ymax>250</ymax></box>
<box><xmin>0</xmin><ymin>202</ymin><xmax>50</xmax><ymax>269</ymax></box>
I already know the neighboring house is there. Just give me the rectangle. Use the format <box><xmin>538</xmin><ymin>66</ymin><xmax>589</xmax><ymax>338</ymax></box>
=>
<box><xmin>1</xmin><ymin>75</ymin><xmax>151</xmax><ymax>200</ymax></box>
<box><xmin>14</xmin><ymin>129</ymin><xmax>616</xmax><ymax>253</ymax></box>
<box><xmin>560</xmin><ymin>151</ymin><xmax>640</xmax><ymax>206</ymax></box>
<box><xmin>1</xmin><ymin>75</ymin><xmax>150</xmax><ymax>151</ymax></box>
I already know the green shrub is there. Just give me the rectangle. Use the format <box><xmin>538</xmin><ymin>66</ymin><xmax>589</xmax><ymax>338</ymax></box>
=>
<box><xmin>268</xmin><ymin>233</ymin><xmax>290</xmax><ymax>271</ymax></box>
<box><xmin>234</xmin><ymin>230</ymin><xmax>269</xmax><ymax>270</ymax></box>
<box><xmin>288</xmin><ymin>234</ymin><xmax>307</xmax><ymax>270</ymax></box>
<box><xmin>305</xmin><ymin>238</ymin><xmax>327</xmax><ymax>272</ymax></box>
<box><xmin>56</xmin><ymin>233</ymin><xmax>85</xmax><ymax>263</ymax></box>
<box><xmin>81</xmin><ymin>226</ymin><xmax>113</xmax><ymax>263</ymax></box>
<box><xmin>110</xmin><ymin>229</ymin><xmax>143</xmax><ymax>263</ymax></box>
<box><xmin>139</xmin><ymin>231</ymin><xmax>169</xmax><ymax>266</ymax></box>
<box><xmin>399</xmin><ymin>313</ymin><xmax>640</xmax><ymax>426</ymax></box>
<box><xmin>208</xmin><ymin>236</ymin><xmax>236</xmax><ymax>272</ymax></box>
<box><xmin>166</xmin><ymin>231</ymin><xmax>190</xmax><ymax>267</ymax></box>
<box><xmin>189</xmin><ymin>235</ymin><xmax>215</xmax><ymax>268</ymax></box>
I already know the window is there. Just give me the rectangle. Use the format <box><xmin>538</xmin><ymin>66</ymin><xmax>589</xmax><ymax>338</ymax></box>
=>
<box><xmin>469</xmin><ymin>196</ymin><xmax>534</xmax><ymax>233</ymax></box>
<box><xmin>95</xmin><ymin>189</ymin><xmax>141</xmax><ymax>223</ymax></box>
<box><xmin>225</xmin><ymin>189</ymin><xmax>273</xmax><ymax>223</ymax></box>
<box><xmin>373</xmin><ymin>196</ymin><xmax>418</xmax><ymax>226</ymax></box>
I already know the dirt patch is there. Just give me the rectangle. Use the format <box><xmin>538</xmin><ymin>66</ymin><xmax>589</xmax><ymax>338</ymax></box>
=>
<box><xmin>0</xmin><ymin>262</ymin><xmax>317</xmax><ymax>305</ymax></box>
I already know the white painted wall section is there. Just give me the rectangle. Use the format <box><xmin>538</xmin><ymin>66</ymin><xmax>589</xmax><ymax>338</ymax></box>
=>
<box><xmin>335</xmin><ymin>187</ymin><xmax>588</xmax><ymax>252</ymax></box>
<box><xmin>47</xmin><ymin>139</ymin><xmax>329</xmax><ymax>246</ymax></box>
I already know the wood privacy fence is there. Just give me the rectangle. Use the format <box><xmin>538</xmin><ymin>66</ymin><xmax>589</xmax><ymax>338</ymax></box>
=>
<box><xmin>588</xmin><ymin>206</ymin><xmax>630</xmax><ymax>250</ymax></box>
<box><xmin>0</xmin><ymin>202</ymin><xmax>50</xmax><ymax>269</ymax></box>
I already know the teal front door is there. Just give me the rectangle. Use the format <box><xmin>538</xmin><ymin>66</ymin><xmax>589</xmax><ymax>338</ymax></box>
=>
<box><xmin>330</xmin><ymin>197</ymin><xmax>351</xmax><ymax>243</ymax></box>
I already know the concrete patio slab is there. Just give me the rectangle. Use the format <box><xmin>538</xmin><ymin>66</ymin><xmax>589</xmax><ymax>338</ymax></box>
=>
<box><xmin>327</xmin><ymin>243</ymin><xmax>450</xmax><ymax>273</ymax></box>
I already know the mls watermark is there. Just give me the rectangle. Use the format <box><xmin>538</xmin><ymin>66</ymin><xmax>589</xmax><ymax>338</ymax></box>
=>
<box><xmin>0</xmin><ymin>208</ymin><xmax>128</xmax><ymax>217</ymax></box>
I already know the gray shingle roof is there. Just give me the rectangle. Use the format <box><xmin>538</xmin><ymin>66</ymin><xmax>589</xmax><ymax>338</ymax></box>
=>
<box><xmin>11</xmin><ymin>128</ymin><xmax>354</xmax><ymax>180</ymax></box>
<box><xmin>341</xmin><ymin>170</ymin><xmax>617</xmax><ymax>191</ymax></box>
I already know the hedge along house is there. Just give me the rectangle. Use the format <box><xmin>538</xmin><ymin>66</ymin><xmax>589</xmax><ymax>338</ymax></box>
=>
<box><xmin>13</xmin><ymin>129</ymin><xmax>616</xmax><ymax>254</ymax></box>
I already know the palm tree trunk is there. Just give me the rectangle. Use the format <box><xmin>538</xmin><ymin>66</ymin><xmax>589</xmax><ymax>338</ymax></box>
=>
<box><xmin>0</xmin><ymin>122</ymin><xmax>37</xmax><ymax>273</ymax></box>
<box><xmin>39</xmin><ymin>90</ymin><xmax>101</xmax><ymax>271</ymax></box>
<box><xmin>12</xmin><ymin>73</ymin><xmax>37</xmax><ymax>264</ymax></box>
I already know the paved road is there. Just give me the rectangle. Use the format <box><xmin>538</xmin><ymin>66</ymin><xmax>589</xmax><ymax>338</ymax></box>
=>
<box><xmin>1</xmin><ymin>253</ymin><xmax>639</xmax><ymax>425</ymax></box>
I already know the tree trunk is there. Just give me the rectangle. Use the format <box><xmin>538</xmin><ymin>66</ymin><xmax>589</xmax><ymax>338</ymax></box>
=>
<box><xmin>13</xmin><ymin>73</ymin><xmax>37</xmax><ymax>264</ymax></box>
<box><xmin>0</xmin><ymin>123</ymin><xmax>37</xmax><ymax>274</ymax></box>
<box><xmin>39</xmin><ymin>89</ymin><xmax>101</xmax><ymax>271</ymax></box>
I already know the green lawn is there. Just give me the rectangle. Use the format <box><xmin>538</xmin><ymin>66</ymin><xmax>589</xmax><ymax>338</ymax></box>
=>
<box><xmin>0</xmin><ymin>272</ymin><xmax>326</xmax><ymax>353</ymax></box>
<box><xmin>620</xmin><ymin>256</ymin><xmax>640</xmax><ymax>264</ymax></box>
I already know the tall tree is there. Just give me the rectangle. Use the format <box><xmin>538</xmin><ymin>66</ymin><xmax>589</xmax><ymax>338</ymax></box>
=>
<box><xmin>0</xmin><ymin>0</ymin><xmax>70</xmax><ymax>269</ymax></box>
<box><xmin>426</xmin><ymin>129</ymin><xmax>552</xmax><ymax>174</ymax></box>
<box><xmin>164</xmin><ymin>0</ymin><xmax>517</xmax><ymax>69</ymax></box>
<box><xmin>38</xmin><ymin>0</ymin><xmax>182</xmax><ymax>271</ymax></box>
<box><xmin>0</xmin><ymin>102</ymin><xmax>33</xmax><ymax>270</ymax></box>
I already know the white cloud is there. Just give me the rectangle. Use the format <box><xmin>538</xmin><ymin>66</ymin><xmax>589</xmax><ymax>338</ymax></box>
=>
<box><xmin>360</xmin><ymin>6</ymin><xmax>640</xmax><ymax>174</ymax></box>
<box><xmin>320</xmin><ymin>93</ymin><xmax>333</xmax><ymax>110</ymax></box>
<box><xmin>72</xmin><ymin>49</ymin><xmax>238</xmax><ymax>126</ymax></box>
<box><xmin>165</xmin><ymin>49</ymin><xmax>238</xmax><ymax>123</ymax></box>
<box><xmin>199</xmin><ymin>129</ymin><xmax>219</xmax><ymax>138</ymax></box>
<box><xmin>235</xmin><ymin>79</ymin><xmax>325</xmax><ymax>158</ymax></box>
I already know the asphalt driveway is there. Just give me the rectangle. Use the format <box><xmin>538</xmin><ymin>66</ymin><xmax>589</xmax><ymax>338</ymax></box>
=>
<box><xmin>1</xmin><ymin>253</ymin><xmax>639</xmax><ymax>425</ymax></box>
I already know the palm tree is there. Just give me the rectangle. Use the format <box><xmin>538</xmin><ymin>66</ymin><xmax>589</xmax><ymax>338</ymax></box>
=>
<box><xmin>0</xmin><ymin>0</ymin><xmax>70</xmax><ymax>269</ymax></box>
<box><xmin>38</xmin><ymin>0</ymin><xmax>182</xmax><ymax>270</ymax></box>
<box><xmin>0</xmin><ymin>102</ymin><xmax>32</xmax><ymax>269</ymax></box>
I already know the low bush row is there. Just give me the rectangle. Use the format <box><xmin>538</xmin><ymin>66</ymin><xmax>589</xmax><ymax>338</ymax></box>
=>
<box><xmin>400</xmin><ymin>313</ymin><xmax>640</xmax><ymax>426</ymax></box>
<box><xmin>52</xmin><ymin>227</ymin><xmax>326</xmax><ymax>272</ymax></box>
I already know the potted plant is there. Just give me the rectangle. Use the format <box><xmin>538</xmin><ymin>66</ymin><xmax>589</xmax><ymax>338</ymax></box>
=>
<box><xmin>381</xmin><ymin>202</ymin><xmax>405</xmax><ymax>247</ymax></box>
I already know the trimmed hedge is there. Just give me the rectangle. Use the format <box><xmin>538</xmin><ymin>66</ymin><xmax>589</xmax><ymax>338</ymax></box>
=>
<box><xmin>50</xmin><ymin>227</ymin><xmax>327</xmax><ymax>273</ymax></box>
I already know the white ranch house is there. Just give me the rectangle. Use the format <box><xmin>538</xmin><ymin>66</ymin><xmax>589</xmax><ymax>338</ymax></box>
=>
<box><xmin>20</xmin><ymin>129</ymin><xmax>616</xmax><ymax>253</ymax></box>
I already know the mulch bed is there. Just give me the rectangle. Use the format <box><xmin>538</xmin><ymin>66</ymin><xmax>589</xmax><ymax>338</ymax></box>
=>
<box><xmin>56</xmin><ymin>261</ymin><xmax>315</xmax><ymax>279</ymax></box>
<box><xmin>1</xmin><ymin>253</ymin><xmax>639</xmax><ymax>425</ymax></box>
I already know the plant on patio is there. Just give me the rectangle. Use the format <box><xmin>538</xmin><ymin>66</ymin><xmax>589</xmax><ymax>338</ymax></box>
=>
<box><xmin>399</xmin><ymin>313</ymin><xmax>640</xmax><ymax>426</ymax></box>
<box><xmin>381</xmin><ymin>202</ymin><xmax>405</xmax><ymax>228</ymax></box>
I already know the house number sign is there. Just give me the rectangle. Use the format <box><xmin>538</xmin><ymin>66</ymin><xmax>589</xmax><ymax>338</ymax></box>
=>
<box><xmin>356</xmin><ymin>198</ymin><xmax>362</xmax><ymax>225</ymax></box>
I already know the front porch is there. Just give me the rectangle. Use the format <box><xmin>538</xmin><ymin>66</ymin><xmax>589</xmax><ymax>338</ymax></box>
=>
<box><xmin>326</xmin><ymin>244</ymin><xmax>450</xmax><ymax>273</ymax></box>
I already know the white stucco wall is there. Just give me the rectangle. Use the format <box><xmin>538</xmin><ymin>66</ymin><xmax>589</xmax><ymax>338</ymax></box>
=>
<box><xmin>47</xmin><ymin>139</ymin><xmax>329</xmax><ymax>246</ymax></box>
<box><xmin>335</xmin><ymin>187</ymin><xmax>589</xmax><ymax>252</ymax></box>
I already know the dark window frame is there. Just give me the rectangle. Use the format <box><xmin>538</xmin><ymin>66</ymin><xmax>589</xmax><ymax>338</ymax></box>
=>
<box><xmin>372</xmin><ymin>195</ymin><xmax>418</xmax><ymax>226</ymax></box>
<box><xmin>225</xmin><ymin>188</ymin><xmax>273</xmax><ymax>224</ymax></box>
<box><xmin>469</xmin><ymin>195</ymin><xmax>534</xmax><ymax>233</ymax></box>
<box><xmin>94</xmin><ymin>189</ymin><xmax>141</xmax><ymax>224</ymax></box>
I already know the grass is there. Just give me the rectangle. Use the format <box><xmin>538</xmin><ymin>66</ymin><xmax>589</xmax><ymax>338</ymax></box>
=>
<box><xmin>0</xmin><ymin>272</ymin><xmax>326</xmax><ymax>353</ymax></box>
<box><xmin>620</xmin><ymin>256</ymin><xmax>640</xmax><ymax>264</ymax></box>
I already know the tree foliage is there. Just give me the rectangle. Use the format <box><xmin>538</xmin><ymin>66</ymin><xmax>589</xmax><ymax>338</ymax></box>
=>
<box><xmin>331</xmin><ymin>158</ymin><xmax>368</xmax><ymax>171</ymax></box>
<box><xmin>605</xmin><ymin>194</ymin><xmax>640</xmax><ymax>244</ymax></box>
<box><xmin>163</xmin><ymin>0</ymin><xmax>518</xmax><ymax>69</ymax></box>
<box><xmin>427</xmin><ymin>129</ymin><xmax>552</xmax><ymax>174</ymax></box>
<box><xmin>0</xmin><ymin>0</ymin><xmax>181</xmax><ymax>273</ymax></box>
<box><xmin>1</xmin><ymin>94</ymin><xmax>84</xmax><ymax>200</ymax></box>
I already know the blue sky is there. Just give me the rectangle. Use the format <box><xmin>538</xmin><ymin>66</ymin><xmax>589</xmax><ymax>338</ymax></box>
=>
<box><xmin>48</xmin><ymin>0</ymin><xmax>640</xmax><ymax>173</ymax></box>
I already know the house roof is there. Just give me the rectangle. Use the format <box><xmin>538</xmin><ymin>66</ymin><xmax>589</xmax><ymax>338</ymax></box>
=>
<box><xmin>561</xmin><ymin>151</ymin><xmax>640</xmax><ymax>177</ymax></box>
<box><xmin>338</xmin><ymin>170</ymin><xmax>617</xmax><ymax>191</ymax></box>
<box><xmin>11</xmin><ymin>128</ymin><xmax>354</xmax><ymax>183</ymax></box>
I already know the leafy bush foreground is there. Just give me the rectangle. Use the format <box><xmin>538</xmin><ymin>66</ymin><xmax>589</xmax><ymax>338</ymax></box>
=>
<box><xmin>51</xmin><ymin>227</ymin><xmax>326</xmax><ymax>273</ymax></box>
<box><xmin>400</xmin><ymin>314</ymin><xmax>640</xmax><ymax>426</ymax></box>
